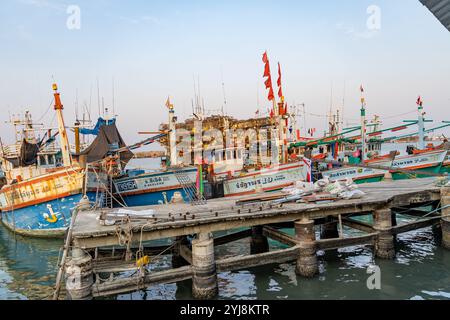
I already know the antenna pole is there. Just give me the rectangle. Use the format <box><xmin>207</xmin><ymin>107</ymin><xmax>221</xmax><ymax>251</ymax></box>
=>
<box><xmin>52</xmin><ymin>83</ymin><xmax>72</xmax><ymax>167</ymax></box>
<box><xmin>97</xmin><ymin>78</ymin><xmax>101</xmax><ymax>118</ymax></box>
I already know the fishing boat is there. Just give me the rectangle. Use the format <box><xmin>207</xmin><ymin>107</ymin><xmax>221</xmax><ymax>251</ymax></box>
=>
<box><xmin>290</xmin><ymin>90</ymin><xmax>450</xmax><ymax>183</ymax></box>
<box><xmin>113</xmin><ymin>166</ymin><xmax>198</xmax><ymax>206</ymax></box>
<box><xmin>150</xmin><ymin>52</ymin><xmax>310</xmax><ymax>201</ymax></box>
<box><xmin>222</xmin><ymin>161</ymin><xmax>307</xmax><ymax>197</ymax></box>
<box><xmin>0</xmin><ymin>84</ymin><xmax>107</xmax><ymax>238</ymax></box>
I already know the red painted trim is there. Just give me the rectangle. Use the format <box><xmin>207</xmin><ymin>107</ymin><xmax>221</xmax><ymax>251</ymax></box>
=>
<box><xmin>353</xmin><ymin>173</ymin><xmax>385</xmax><ymax>181</ymax></box>
<box><xmin>0</xmin><ymin>167</ymin><xmax>83</xmax><ymax>192</ymax></box>
<box><xmin>391</xmin><ymin>126</ymin><xmax>407</xmax><ymax>132</ymax></box>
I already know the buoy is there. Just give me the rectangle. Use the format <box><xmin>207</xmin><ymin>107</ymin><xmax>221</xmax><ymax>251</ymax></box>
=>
<box><xmin>78</xmin><ymin>195</ymin><xmax>91</xmax><ymax>211</ymax></box>
<box><xmin>171</xmin><ymin>191</ymin><xmax>184</xmax><ymax>204</ymax></box>
<box><xmin>136</xmin><ymin>255</ymin><xmax>150</xmax><ymax>267</ymax></box>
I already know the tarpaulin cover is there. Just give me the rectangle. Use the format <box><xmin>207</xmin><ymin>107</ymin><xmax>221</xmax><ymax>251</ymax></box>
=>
<box><xmin>80</xmin><ymin>117</ymin><xmax>116</xmax><ymax>136</ymax></box>
<box><xmin>4</xmin><ymin>139</ymin><xmax>40</xmax><ymax>167</ymax></box>
<box><xmin>79</xmin><ymin>123</ymin><xmax>134</xmax><ymax>165</ymax></box>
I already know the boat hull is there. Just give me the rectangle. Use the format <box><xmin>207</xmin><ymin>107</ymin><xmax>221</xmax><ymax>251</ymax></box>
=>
<box><xmin>389</xmin><ymin>150</ymin><xmax>446</xmax><ymax>180</ymax></box>
<box><xmin>113</xmin><ymin>167</ymin><xmax>198</xmax><ymax>206</ymax></box>
<box><xmin>322</xmin><ymin>166</ymin><xmax>387</xmax><ymax>184</ymax></box>
<box><xmin>440</xmin><ymin>153</ymin><xmax>450</xmax><ymax>173</ymax></box>
<box><xmin>223</xmin><ymin>162</ymin><xmax>307</xmax><ymax>197</ymax></box>
<box><xmin>0</xmin><ymin>167</ymin><xmax>105</xmax><ymax>238</ymax></box>
<box><xmin>322</xmin><ymin>150</ymin><xmax>446</xmax><ymax>183</ymax></box>
<box><xmin>0</xmin><ymin>191</ymin><xmax>99</xmax><ymax>238</ymax></box>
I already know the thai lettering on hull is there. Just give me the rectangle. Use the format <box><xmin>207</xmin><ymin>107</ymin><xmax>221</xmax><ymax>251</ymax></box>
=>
<box><xmin>224</xmin><ymin>164</ymin><xmax>306</xmax><ymax>196</ymax></box>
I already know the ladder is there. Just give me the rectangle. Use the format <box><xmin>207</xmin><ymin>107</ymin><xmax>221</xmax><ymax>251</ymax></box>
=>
<box><xmin>101</xmin><ymin>177</ymin><xmax>114</xmax><ymax>208</ymax></box>
<box><xmin>173</xmin><ymin>169</ymin><xmax>206</xmax><ymax>205</ymax></box>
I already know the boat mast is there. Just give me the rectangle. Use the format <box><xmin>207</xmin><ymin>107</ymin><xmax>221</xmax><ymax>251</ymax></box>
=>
<box><xmin>52</xmin><ymin>83</ymin><xmax>72</xmax><ymax>167</ymax></box>
<box><xmin>360</xmin><ymin>85</ymin><xmax>367</xmax><ymax>161</ymax></box>
<box><xmin>417</xmin><ymin>96</ymin><xmax>425</xmax><ymax>150</ymax></box>
<box><xmin>167</xmin><ymin>97</ymin><xmax>178</xmax><ymax>166</ymax></box>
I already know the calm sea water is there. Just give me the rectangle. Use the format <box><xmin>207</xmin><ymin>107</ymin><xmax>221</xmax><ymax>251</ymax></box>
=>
<box><xmin>1</xmin><ymin>143</ymin><xmax>450</xmax><ymax>300</ymax></box>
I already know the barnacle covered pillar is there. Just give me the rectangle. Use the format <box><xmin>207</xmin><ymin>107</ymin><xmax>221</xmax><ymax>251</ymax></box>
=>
<box><xmin>192</xmin><ymin>232</ymin><xmax>218</xmax><ymax>299</ymax></box>
<box><xmin>250</xmin><ymin>226</ymin><xmax>269</xmax><ymax>254</ymax></box>
<box><xmin>295</xmin><ymin>219</ymin><xmax>318</xmax><ymax>278</ymax></box>
<box><xmin>441</xmin><ymin>186</ymin><xmax>450</xmax><ymax>249</ymax></box>
<box><xmin>65</xmin><ymin>247</ymin><xmax>93</xmax><ymax>300</ymax></box>
<box><xmin>373</xmin><ymin>208</ymin><xmax>395</xmax><ymax>259</ymax></box>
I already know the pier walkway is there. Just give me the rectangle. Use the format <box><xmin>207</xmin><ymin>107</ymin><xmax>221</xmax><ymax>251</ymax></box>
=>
<box><xmin>59</xmin><ymin>178</ymin><xmax>450</xmax><ymax>299</ymax></box>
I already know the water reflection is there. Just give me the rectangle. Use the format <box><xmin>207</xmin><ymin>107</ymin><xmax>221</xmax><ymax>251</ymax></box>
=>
<box><xmin>0</xmin><ymin>224</ymin><xmax>61</xmax><ymax>299</ymax></box>
<box><xmin>1</xmin><ymin>212</ymin><xmax>450</xmax><ymax>300</ymax></box>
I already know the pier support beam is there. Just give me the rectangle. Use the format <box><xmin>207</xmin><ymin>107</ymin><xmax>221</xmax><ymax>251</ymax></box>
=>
<box><xmin>295</xmin><ymin>219</ymin><xmax>318</xmax><ymax>278</ymax></box>
<box><xmin>373</xmin><ymin>209</ymin><xmax>395</xmax><ymax>259</ymax></box>
<box><xmin>192</xmin><ymin>233</ymin><xmax>218</xmax><ymax>299</ymax></box>
<box><xmin>65</xmin><ymin>248</ymin><xmax>93</xmax><ymax>300</ymax></box>
<box><xmin>441</xmin><ymin>186</ymin><xmax>450</xmax><ymax>250</ymax></box>
<box><xmin>250</xmin><ymin>226</ymin><xmax>269</xmax><ymax>254</ymax></box>
<box><xmin>172</xmin><ymin>236</ymin><xmax>190</xmax><ymax>268</ymax></box>
<box><xmin>320</xmin><ymin>217</ymin><xmax>339</xmax><ymax>239</ymax></box>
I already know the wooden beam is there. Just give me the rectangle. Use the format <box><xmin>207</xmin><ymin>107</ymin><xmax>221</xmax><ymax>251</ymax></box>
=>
<box><xmin>342</xmin><ymin>217</ymin><xmax>375</xmax><ymax>234</ymax></box>
<box><xmin>179</xmin><ymin>245</ymin><xmax>192</xmax><ymax>265</ymax></box>
<box><xmin>263</xmin><ymin>226</ymin><xmax>298</xmax><ymax>246</ymax></box>
<box><xmin>216</xmin><ymin>246</ymin><xmax>299</xmax><ymax>272</ymax></box>
<box><xmin>316</xmin><ymin>233</ymin><xmax>377</xmax><ymax>251</ymax></box>
<box><xmin>392</xmin><ymin>216</ymin><xmax>441</xmax><ymax>235</ymax></box>
<box><xmin>214</xmin><ymin>229</ymin><xmax>252</xmax><ymax>246</ymax></box>
<box><xmin>92</xmin><ymin>265</ymin><xmax>193</xmax><ymax>298</ymax></box>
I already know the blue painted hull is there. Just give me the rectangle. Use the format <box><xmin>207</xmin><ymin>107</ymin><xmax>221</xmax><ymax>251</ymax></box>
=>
<box><xmin>114</xmin><ymin>167</ymin><xmax>198</xmax><ymax>207</ymax></box>
<box><xmin>119</xmin><ymin>188</ymin><xmax>191</xmax><ymax>207</ymax></box>
<box><xmin>0</xmin><ymin>192</ymin><xmax>99</xmax><ymax>238</ymax></box>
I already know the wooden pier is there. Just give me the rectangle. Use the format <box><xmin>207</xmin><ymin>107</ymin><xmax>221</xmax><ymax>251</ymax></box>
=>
<box><xmin>58</xmin><ymin>177</ymin><xmax>450</xmax><ymax>300</ymax></box>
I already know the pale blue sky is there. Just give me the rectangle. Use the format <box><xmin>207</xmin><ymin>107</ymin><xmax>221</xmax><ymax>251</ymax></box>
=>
<box><xmin>0</xmin><ymin>0</ymin><xmax>449</xmax><ymax>145</ymax></box>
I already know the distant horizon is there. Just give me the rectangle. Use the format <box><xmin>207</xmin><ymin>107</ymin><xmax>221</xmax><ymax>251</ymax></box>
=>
<box><xmin>1</xmin><ymin>0</ymin><xmax>449</xmax><ymax>149</ymax></box>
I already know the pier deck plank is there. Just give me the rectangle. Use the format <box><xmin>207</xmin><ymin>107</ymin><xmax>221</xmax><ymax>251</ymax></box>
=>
<box><xmin>72</xmin><ymin>178</ymin><xmax>441</xmax><ymax>249</ymax></box>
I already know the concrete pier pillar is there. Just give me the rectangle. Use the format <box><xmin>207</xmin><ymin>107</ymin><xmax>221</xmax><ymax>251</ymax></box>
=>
<box><xmin>250</xmin><ymin>226</ymin><xmax>269</xmax><ymax>254</ymax></box>
<box><xmin>192</xmin><ymin>233</ymin><xmax>218</xmax><ymax>299</ymax></box>
<box><xmin>295</xmin><ymin>219</ymin><xmax>318</xmax><ymax>278</ymax></box>
<box><xmin>320</xmin><ymin>217</ymin><xmax>339</xmax><ymax>239</ymax></box>
<box><xmin>172</xmin><ymin>236</ymin><xmax>190</xmax><ymax>268</ymax></box>
<box><xmin>373</xmin><ymin>209</ymin><xmax>395</xmax><ymax>259</ymax></box>
<box><xmin>440</xmin><ymin>186</ymin><xmax>450</xmax><ymax>250</ymax></box>
<box><xmin>65</xmin><ymin>247</ymin><xmax>94</xmax><ymax>300</ymax></box>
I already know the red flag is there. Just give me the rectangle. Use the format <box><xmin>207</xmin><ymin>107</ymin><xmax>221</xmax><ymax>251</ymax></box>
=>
<box><xmin>277</xmin><ymin>63</ymin><xmax>284</xmax><ymax>99</ymax></box>
<box><xmin>262</xmin><ymin>51</ymin><xmax>268</xmax><ymax>64</ymax></box>
<box><xmin>264</xmin><ymin>76</ymin><xmax>272</xmax><ymax>89</ymax></box>
<box><xmin>417</xmin><ymin>96</ymin><xmax>423</xmax><ymax>107</ymax></box>
<box><xmin>270</xmin><ymin>109</ymin><xmax>275</xmax><ymax>118</ymax></box>
<box><xmin>278</xmin><ymin>87</ymin><xmax>283</xmax><ymax>100</ymax></box>
<box><xmin>277</xmin><ymin>63</ymin><xmax>282</xmax><ymax>87</ymax></box>
<box><xmin>262</xmin><ymin>51</ymin><xmax>275</xmax><ymax>102</ymax></box>
<box><xmin>263</xmin><ymin>63</ymin><xmax>271</xmax><ymax>78</ymax></box>
<box><xmin>268</xmin><ymin>87</ymin><xmax>274</xmax><ymax>101</ymax></box>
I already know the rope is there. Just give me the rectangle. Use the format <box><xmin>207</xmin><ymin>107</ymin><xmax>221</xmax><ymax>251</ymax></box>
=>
<box><xmin>36</xmin><ymin>97</ymin><xmax>55</xmax><ymax>122</ymax></box>
<box><xmin>91</xmin><ymin>166</ymin><xmax>128</xmax><ymax>208</ymax></box>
